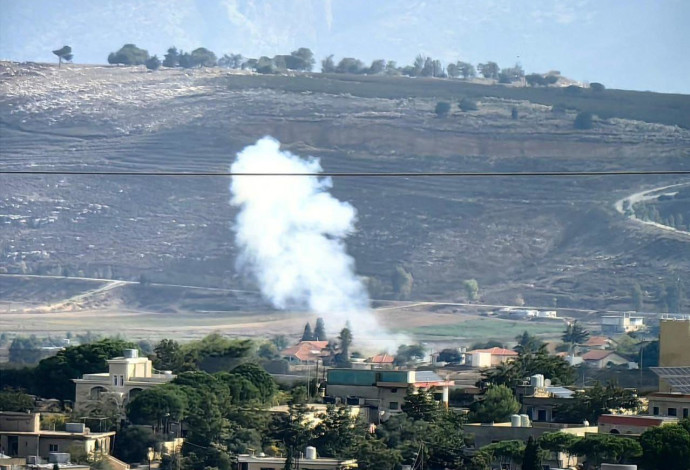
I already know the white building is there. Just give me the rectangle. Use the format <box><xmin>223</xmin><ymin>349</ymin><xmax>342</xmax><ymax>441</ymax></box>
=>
<box><xmin>601</xmin><ymin>312</ymin><xmax>644</xmax><ymax>334</ymax></box>
<box><xmin>73</xmin><ymin>349</ymin><xmax>175</xmax><ymax>413</ymax></box>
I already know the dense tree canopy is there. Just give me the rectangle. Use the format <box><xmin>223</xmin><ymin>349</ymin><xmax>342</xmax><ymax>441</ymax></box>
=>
<box><xmin>108</xmin><ymin>44</ymin><xmax>149</xmax><ymax>65</ymax></box>
<box><xmin>638</xmin><ymin>419</ymin><xmax>690</xmax><ymax>470</ymax></box>
<box><xmin>470</xmin><ymin>385</ymin><xmax>520</xmax><ymax>423</ymax></box>
<box><xmin>554</xmin><ymin>381</ymin><xmax>641</xmax><ymax>424</ymax></box>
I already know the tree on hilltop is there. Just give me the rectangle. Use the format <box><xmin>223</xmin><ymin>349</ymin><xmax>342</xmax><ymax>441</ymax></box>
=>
<box><xmin>162</xmin><ymin>47</ymin><xmax>179</xmax><ymax>67</ymax></box>
<box><xmin>108</xmin><ymin>44</ymin><xmax>149</xmax><ymax>66</ymax></box>
<box><xmin>477</xmin><ymin>61</ymin><xmax>499</xmax><ymax>79</ymax></box>
<box><xmin>52</xmin><ymin>45</ymin><xmax>73</xmax><ymax>68</ymax></box>
<box><xmin>145</xmin><ymin>55</ymin><xmax>161</xmax><ymax>71</ymax></box>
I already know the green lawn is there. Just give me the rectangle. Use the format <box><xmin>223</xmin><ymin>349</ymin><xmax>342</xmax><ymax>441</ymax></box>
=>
<box><xmin>403</xmin><ymin>318</ymin><xmax>564</xmax><ymax>342</ymax></box>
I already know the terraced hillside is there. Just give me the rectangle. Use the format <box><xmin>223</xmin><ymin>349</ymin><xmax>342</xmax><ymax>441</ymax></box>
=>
<box><xmin>1</xmin><ymin>62</ymin><xmax>689</xmax><ymax>319</ymax></box>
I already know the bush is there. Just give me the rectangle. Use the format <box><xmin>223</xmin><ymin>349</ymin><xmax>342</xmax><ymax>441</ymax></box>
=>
<box><xmin>145</xmin><ymin>55</ymin><xmax>160</xmax><ymax>71</ymax></box>
<box><xmin>434</xmin><ymin>101</ymin><xmax>451</xmax><ymax>116</ymax></box>
<box><xmin>564</xmin><ymin>85</ymin><xmax>584</xmax><ymax>95</ymax></box>
<box><xmin>590</xmin><ymin>82</ymin><xmax>606</xmax><ymax>92</ymax></box>
<box><xmin>459</xmin><ymin>97</ymin><xmax>478</xmax><ymax>112</ymax></box>
<box><xmin>574</xmin><ymin>111</ymin><xmax>593</xmax><ymax>130</ymax></box>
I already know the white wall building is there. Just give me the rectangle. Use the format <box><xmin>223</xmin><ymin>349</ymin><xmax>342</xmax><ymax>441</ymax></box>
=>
<box><xmin>73</xmin><ymin>349</ymin><xmax>175</xmax><ymax>413</ymax></box>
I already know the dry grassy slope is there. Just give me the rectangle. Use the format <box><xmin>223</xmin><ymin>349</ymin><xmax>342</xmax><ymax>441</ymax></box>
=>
<box><xmin>1</xmin><ymin>63</ymin><xmax>689</xmax><ymax>313</ymax></box>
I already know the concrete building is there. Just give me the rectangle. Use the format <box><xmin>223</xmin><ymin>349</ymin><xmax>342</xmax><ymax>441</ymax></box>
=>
<box><xmin>581</xmin><ymin>350</ymin><xmax>629</xmax><ymax>369</ymax></box>
<box><xmin>72</xmin><ymin>349</ymin><xmax>175</xmax><ymax>413</ymax></box>
<box><xmin>647</xmin><ymin>392</ymin><xmax>690</xmax><ymax>418</ymax></box>
<box><xmin>0</xmin><ymin>412</ymin><xmax>114</xmax><ymax>461</ymax></box>
<box><xmin>465</xmin><ymin>422</ymin><xmax>596</xmax><ymax>468</ymax></box>
<box><xmin>466</xmin><ymin>347</ymin><xmax>518</xmax><ymax>367</ymax></box>
<box><xmin>598</xmin><ymin>414</ymin><xmax>677</xmax><ymax>435</ymax></box>
<box><xmin>325</xmin><ymin>369</ymin><xmax>453</xmax><ymax>418</ymax></box>
<box><xmin>237</xmin><ymin>450</ymin><xmax>357</xmax><ymax>470</ymax></box>
<box><xmin>601</xmin><ymin>313</ymin><xmax>644</xmax><ymax>335</ymax></box>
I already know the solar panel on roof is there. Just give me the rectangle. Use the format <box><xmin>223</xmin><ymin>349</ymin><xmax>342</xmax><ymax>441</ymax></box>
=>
<box><xmin>650</xmin><ymin>367</ymin><xmax>690</xmax><ymax>393</ymax></box>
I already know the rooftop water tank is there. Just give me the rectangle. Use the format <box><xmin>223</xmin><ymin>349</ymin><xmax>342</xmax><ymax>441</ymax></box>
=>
<box><xmin>520</xmin><ymin>414</ymin><xmax>530</xmax><ymax>427</ymax></box>
<box><xmin>305</xmin><ymin>446</ymin><xmax>317</xmax><ymax>460</ymax></box>
<box><xmin>124</xmin><ymin>349</ymin><xmax>138</xmax><ymax>358</ymax></box>
<box><xmin>49</xmin><ymin>453</ymin><xmax>71</xmax><ymax>464</ymax></box>
<box><xmin>510</xmin><ymin>414</ymin><xmax>521</xmax><ymax>427</ymax></box>
<box><xmin>65</xmin><ymin>422</ymin><xmax>85</xmax><ymax>433</ymax></box>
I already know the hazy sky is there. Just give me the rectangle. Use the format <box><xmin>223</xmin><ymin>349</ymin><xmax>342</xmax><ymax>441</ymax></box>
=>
<box><xmin>1</xmin><ymin>0</ymin><xmax>688</xmax><ymax>93</ymax></box>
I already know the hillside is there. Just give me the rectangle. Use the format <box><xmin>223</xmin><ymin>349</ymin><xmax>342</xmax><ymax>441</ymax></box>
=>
<box><xmin>1</xmin><ymin>62</ymin><xmax>689</xmax><ymax>323</ymax></box>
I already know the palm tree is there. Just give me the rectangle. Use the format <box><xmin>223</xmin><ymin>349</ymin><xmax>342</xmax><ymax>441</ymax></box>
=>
<box><xmin>562</xmin><ymin>321</ymin><xmax>590</xmax><ymax>353</ymax></box>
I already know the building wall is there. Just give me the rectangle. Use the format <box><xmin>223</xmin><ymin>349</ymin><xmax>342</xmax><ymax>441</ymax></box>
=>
<box><xmin>648</xmin><ymin>395</ymin><xmax>690</xmax><ymax>418</ymax></box>
<box><xmin>0</xmin><ymin>413</ymin><xmax>39</xmax><ymax>433</ymax></box>
<box><xmin>0</xmin><ymin>434</ymin><xmax>111</xmax><ymax>459</ymax></box>
<box><xmin>659</xmin><ymin>320</ymin><xmax>690</xmax><ymax>392</ymax></box>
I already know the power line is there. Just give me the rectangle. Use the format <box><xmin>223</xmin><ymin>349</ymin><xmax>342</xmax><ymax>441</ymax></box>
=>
<box><xmin>0</xmin><ymin>170</ymin><xmax>689</xmax><ymax>177</ymax></box>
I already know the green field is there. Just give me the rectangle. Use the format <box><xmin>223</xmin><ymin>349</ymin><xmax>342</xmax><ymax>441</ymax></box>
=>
<box><xmin>403</xmin><ymin>318</ymin><xmax>565</xmax><ymax>342</ymax></box>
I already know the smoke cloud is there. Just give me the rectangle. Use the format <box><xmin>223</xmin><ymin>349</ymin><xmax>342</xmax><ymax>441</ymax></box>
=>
<box><xmin>229</xmin><ymin>137</ymin><xmax>382</xmax><ymax>339</ymax></box>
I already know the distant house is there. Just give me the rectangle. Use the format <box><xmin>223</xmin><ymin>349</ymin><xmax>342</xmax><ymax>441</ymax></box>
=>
<box><xmin>467</xmin><ymin>347</ymin><xmax>518</xmax><ymax>367</ymax></box>
<box><xmin>584</xmin><ymin>336</ymin><xmax>616</xmax><ymax>350</ymax></box>
<box><xmin>601</xmin><ymin>312</ymin><xmax>644</xmax><ymax>334</ymax></box>
<box><xmin>325</xmin><ymin>369</ymin><xmax>453</xmax><ymax>419</ymax></box>
<box><xmin>364</xmin><ymin>353</ymin><xmax>395</xmax><ymax>368</ymax></box>
<box><xmin>73</xmin><ymin>349</ymin><xmax>175</xmax><ymax>413</ymax></box>
<box><xmin>581</xmin><ymin>350</ymin><xmax>628</xmax><ymax>369</ymax></box>
<box><xmin>280</xmin><ymin>341</ymin><xmax>330</xmax><ymax>364</ymax></box>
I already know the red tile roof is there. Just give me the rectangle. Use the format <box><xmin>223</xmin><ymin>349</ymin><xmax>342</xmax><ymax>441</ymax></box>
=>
<box><xmin>281</xmin><ymin>341</ymin><xmax>329</xmax><ymax>362</ymax></box>
<box><xmin>469</xmin><ymin>347</ymin><xmax>518</xmax><ymax>356</ymax></box>
<box><xmin>582</xmin><ymin>350</ymin><xmax>616</xmax><ymax>361</ymax></box>
<box><xmin>586</xmin><ymin>336</ymin><xmax>612</xmax><ymax>347</ymax></box>
<box><xmin>368</xmin><ymin>353</ymin><xmax>395</xmax><ymax>364</ymax></box>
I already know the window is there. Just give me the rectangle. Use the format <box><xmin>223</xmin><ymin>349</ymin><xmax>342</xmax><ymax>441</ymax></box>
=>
<box><xmin>653</xmin><ymin>406</ymin><xmax>659</xmax><ymax>415</ymax></box>
<box><xmin>389</xmin><ymin>401</ymin><xmax>399</xmax><ymax>410</ymax></box>
<box><xmin>112</xmin><ymin>375</ymin><xmax>118</xmax><ymax>386</ymax></box>
<box><xmin>668</xmin><ymin>407</ymin><xmax>677</xmax><ymax>416</ymax></box>
<box><xmin>391</xmin><ymin>388</ymin><xmax>398</xmax><ymax>393</ymax></box>
<box><xmin>49</xmin><ymin>444</ymin><xmax>59</xmax><ymax>452</ymax></box>
<box><xmin>537</xmin><ymin>409</ymin><xmax>547</xmax><ymax>421</ymax></box>
<box><xmin>119</xmin><ymin>375</ymin><xmax>124</xmax><ymax>386</ymax></box>
<box><xmin>683</xmin><ymin>408</ymin><xmax>688</xmax><ymax>418</ymax></box>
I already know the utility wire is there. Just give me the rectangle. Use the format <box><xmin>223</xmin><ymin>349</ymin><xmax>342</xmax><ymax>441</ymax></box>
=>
<box><xmin>0</xmin><ymin>170</ymin><xmax>689</xmax><ymax>177</ymax></box>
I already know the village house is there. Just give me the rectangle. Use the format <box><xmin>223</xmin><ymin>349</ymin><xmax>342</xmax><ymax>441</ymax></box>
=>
<box><xmin>325</xmin><ymin>369</ymin><xmax>453</xmax><ymax>420</ymax></box>
<box><xmin>581</xmin><ymin>350</ymin><xmax>629</xmax><ymax>369</ymax></box>
<box><xmin>72</xmin><ymin>349</ymin><xmax>175</xmax><ymax>413</ymax></box>
<box><xmin>0</xmin><ymin>412</ymin><xmax>114</xmax><ymax>461</ymax></box>
<box><xmin>466</xmin><ymin>347</ymin><xmax>518</xmax><ymax>368</ymax></box>
<box><xmin>280</xmin><ymin>341</ymin><xmax>329</xmax><ymax>365</ymax></box>
<box><xmin>601</xmin><ymin>312</ymin><xmax>644</xmax><ymax>335</ymax></box>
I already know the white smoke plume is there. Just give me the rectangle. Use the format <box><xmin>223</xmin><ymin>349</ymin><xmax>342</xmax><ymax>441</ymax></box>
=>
<box><xmin>229</xmin><ymin>137</ymin><xmax>383</xmax><ymax>339</ymax></box>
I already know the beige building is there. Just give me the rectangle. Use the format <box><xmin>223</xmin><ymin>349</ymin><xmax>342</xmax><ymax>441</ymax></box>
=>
<box><xmin>466</xmin><ymin>347</ymin><xmax>518</xmax><ymax>368</ymax></box>
<box><xmin>581</xmin><ymin>350</ymin><xmax>629</xmax><ymax>369</ymax></box>
<box><xmin>73</xmin><ymin>349</ymin><xmax>175</xmax><ymax>413</ymax></box>
<box><xmin>647</xmin><ymin>392</ymin><xmax>690</xmax><ymax>419</ymax></box>
<box><xmin>0</xmin><ymin>412</ymin><xmax>114</xmax><ymax>461</ymax></box>
<box><xmin>237</xmin><ymin>451</ymin><xmax>356</xmax><ymax>470</ymax></box>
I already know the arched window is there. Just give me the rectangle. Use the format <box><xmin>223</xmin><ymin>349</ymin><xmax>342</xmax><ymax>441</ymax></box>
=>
<box><xmin>129</xmin><ymin>388</ymin><xmax>144</xmax><ymax>401</ymax></box>
<box><xmin>90</xmin><ymin>386</ymin><xmax>108</xmax><ymax>400</ymax></box>
<box><xmin>610</xmin><ymin>429</ymin><xmax>620</xmax><ymax>434</ymax></box>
